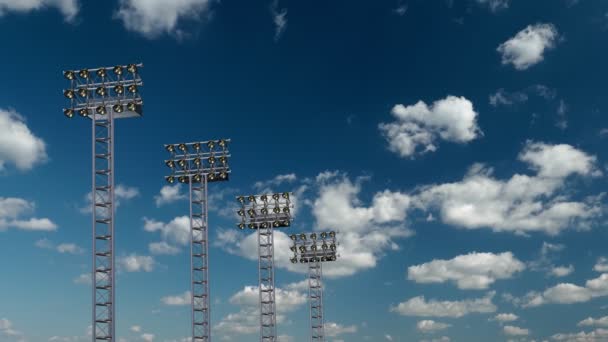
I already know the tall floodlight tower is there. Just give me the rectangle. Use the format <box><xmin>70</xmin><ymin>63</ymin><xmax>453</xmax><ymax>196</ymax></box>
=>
<box><xmin>164</xmin><ymin>139</ymin><xmax>231</xmax><ymax>342</ymax></box>
<box><xmin>235</xmin><ymin>193</ymin><xmax>293</xmax><ymax>342</ymax></box>
<box><xmin>62</xmin><ymin>63</ymin><xmax>143</xmax><ymax>342</ymax></box>
<box><xmin>289</xmin><ymin>231</ymin><xmax>339</xmax><ymax>342</ymax></box>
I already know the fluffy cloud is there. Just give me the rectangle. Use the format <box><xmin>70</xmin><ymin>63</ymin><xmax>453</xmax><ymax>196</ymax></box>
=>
<box><xmin>217</xmin><ymin>172</ymin><xmax>413</xmax><ymax>278</ymax></box>
<box><xmin>520</xmin><ymin>272</ymin><xmax>608</xmax><ymax>307</ymax></box>
<box><xmin>379</xmin><ymin>96</ymin><xmax>481</xmax><ymax>158</ymax></box>
<box><xmin>390</xmin><ymin>292</ymin><xmax>496</xmax><ymax>318</ymax></box>
<box><xmin>492</xmin><ymin>313</ymin><xmax>518</xmax><ymax>323</ymax></box>
<box><xmin>417</xmin><ymin>320</ymin><xmax>451</xmax><ymax>333</ymax></box>
<box><xmin>0</xmin><ymin>318</ymin><xmax>22</xmax><ymax>340</ymax></box>
<box><xmin>408</xmin><ymin>252</ymin><xmax>525</xmax><ymax>289</ymax></box>
<box><xmin>141</xmin><ymin>333</ymin><xmax>154</xmax><ymax>342</ymax></box>
<box><xmin>149</xmin><ymin>241</ymin><xmax>180</xmax><ymax>255</ymax></box>
<box><xmin>0</xmin><ymin>109</ymin><xmax>47</xmax><ymax>171</ymax></box>
<box><xmin>270</xmin><ymin>0</ymin><xmax>287</xmax><ymax>41</ymax></box>
<box><xmin>594</xmin><ymin>257</ymin><xmax>608</xmax><ymax>272</ymax></box>
<box><xmin>504</xmin><ymin>325</ymin><xmax>529</xmax><ymax>336</ymax></box>
<box><xmin>416</xmin><ymin>142</ymin><xmax>601</xmax><ymax>235</ymax></box>
<box><xmin>35</xmin><ymin>238</ymin><xmax>84</xmax><ymax>254</ymax></box>
<box><xmin>0</xmin><ymin>197</ymin><xmax>57</xmax><ymax>232</ymax></box>
<box><xmin>324</xmin><ymin>322</ymin><xmax>358</xmax><ymax>337</ymax></box>
<box><xmin>118</xmin><ymin>254</ymin><xmax>155</xmax><ymax>272</ymax></box>
<box><xmin>0</xmin><ymin>0</ymin><xmax>77</xmax><ymax>21</ymax></box>
<box><xmin>550</xmin><ymin>265</ymin><xmax>574</xmax><ymax>277</ymax></box>
<box><xmin>497</xmin><ymin>23</ymin><xmax>559</xmax><ymax>70</ymax></box>
<box><xmin>420</xmin><ymin>338</ymin><xmax>450</xmax><ymax>342</ymax></box>
<box><xmin>551</xmin><ymin>328</ymin><xmax>608</xmax><ymax>341</ymax></box>
<box><xmin>253</xmin><ymin>173</ymin><xmax>296</xmax><ymax>190</ymax></box>
<box><xmin>143</xmin><ymin>216</ymin><xmax>190</xmax><ymax>251</ymax></box>
<box><xmin>115</xmin><ymin>0</ymin><xmax>213</xmax><ymax>38</ymax></box>
<box><xmin>161</xmin><ymin>291</ymin><xmax>191</xmax><ymax>306</ymax></box>
<box><xmin>154</xmin><ymin>184</ymin><xmax>186</xmax><ymax>207</ymax></box>
<box><xmin>73</xmin><ymin>273</ymin><xmax>91</xmax><ymax>285</ymax></box>
<box><xmin>579</xmin><ymin>316</ymin><xmax>608</xmax><ymax>328</ymax></box>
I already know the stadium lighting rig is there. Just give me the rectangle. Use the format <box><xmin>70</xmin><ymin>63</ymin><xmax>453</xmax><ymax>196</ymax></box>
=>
<box><xmin>164</xmin><ymin>139</ymin><xmax>231</xmax><ymax>342</ymax></box>
<box><xmin>290</xmin><ymin>231</ymin><xmax>339</xmax><ymax>342</ymax></box>
<box><xmin>236</xmin><ymin>192</ymin><xmax>294</xmax><ymax>342</ymax></box>
<box><xmin>62</xmin><ymin>63</ymin><xmax>143</xmax><ymax>342</ymax></box>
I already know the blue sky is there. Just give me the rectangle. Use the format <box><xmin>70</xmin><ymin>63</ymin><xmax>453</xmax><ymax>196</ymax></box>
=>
<box><xmin>1</xmin><ymin>0</ymin><xmax>608</xmax><ymax>341</ymax></box>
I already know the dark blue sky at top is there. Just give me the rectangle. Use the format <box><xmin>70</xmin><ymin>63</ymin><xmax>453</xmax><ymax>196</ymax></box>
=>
<box><xmin>1</xmin><ymin>0</ymin><xmax>608</xmax><ymax>341</ymax></box>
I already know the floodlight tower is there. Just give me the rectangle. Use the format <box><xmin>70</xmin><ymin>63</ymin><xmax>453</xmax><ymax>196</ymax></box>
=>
<box><xmin>62</xmin><ymin>63</ymin><xmax>143</xmax><ymax>342</ymax></box>
<box><xmin>235</xmin><ymin>193</ymin><xmax>293</xmax><ymax>342</ymax></box>
<box><xmin>164</xmin><ymin>140</ymin><xmax>231</xmax><ymax>342</ymax></box>
<box><xmin>289</xmin><ymin>231</ymin><xmax>339</xmax><ymax>342</ymax></box>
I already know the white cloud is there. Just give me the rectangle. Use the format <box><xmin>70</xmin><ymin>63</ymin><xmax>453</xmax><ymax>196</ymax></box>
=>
<box><xmin>143</xmin><ymin>216</ymin><xmax>190</xmax><ymax>247</ymax></box>
<box><xmin>73</xmin><ymin>273</ymin><xmax>91</xmax><ymax>285</ymax></box>
<box><xmin>393</xmin><ymin>2</ymin><xmax>407</xmax><ymax>16</ymax></box>
<box><xmin>518</xmin><ymin>272</ymin><xmax>608</xmax><ymax>308</ymax></box>
<box><xmin>0</xmin><ymin>0</ymin><xmax>77</xmax><ymax>21</ymax></box>
<box><xmin>270</xmin><ymin>0</ymin><xmax>287</xmax><ymax>41</ymax></box>
<box><xmin>141</xmin><ymin>333</ymin><xmax>154</xmax><ymax>342</ymax></box>
<box><xmin>149</xmin><ymin>241</ymin><xmax>180</xmax><ymax>255</ymax></box>
<box><xmin>0</xmin><ymin>197</ymin><xmax>57</xmax><ymax>232</ymax></box>
<box><xmin>594</xmin><ymin>257</ymin><xmax>608</xmax><ymax>272</ymax></box>
<box><xmin>497</xmin><ymin>23</ymin><xmax>559</xmax><ymax>70</ymax></box>
<box><xmin>154</xmin><ymin>184</ymin><xmax>186</xmax><ymax>207</ymax></box>
<box><xmin>324</xmin><ymin>322</ymin><xmax>358</xmax><ymax>337</ymax></box>
<box><xmin>417</xmin><ymin>320</ymin><xmax>451</xmax><ymax>333</ymax></box>
<box><xmin>118</xmin><ymin>254</ymin><xmax>155</xmax><ymax>272</ymax></box>
<box><xmin>550</xmin><ymin>265</ymin><xmax>574</xmax><ymax>277</ymax></box>
<box><xmin>390</xmin><ymin>292</ymin><xmax>497</xmax><ymax>318</ymax></box>
<box><xmin>416</xmin><ymin>142</ymin><xmax>601</xmax><ymax>235</ymax></box>
<box><xmin>385</xmin><ymin>335</ymin><xmax>394</xmax><ymax>341</ymax></box>
<box><xmin>408</xmin><ymin>252</ymin><xmax>525</xmax><ymax>290</ymax></box>
<box><xmin>161</xmin><ymin>291</ymin><xmax>191</xmax><ymax>306</ymax></box>
<box><xmin>492</xmin><ymin>313</ymin><xmax>519</xmax><ymax>323</ymax></box>
<box><xmin>552</xmin><ymin>328</ymin><xmax>608</xmax><ymax>341</ymax></box>
<box><xmin>0</xmin><ymin>318</ymin><xmax>23</xmax><ymax>341</ymax></box>
<box><xmin>579</xmin><ymin>316</ymin><xmax>608</xmax><ymax>328</ymax></box>
<box><xmin>115</xmin><ymin>0</ymin><xmax>213</xmax><ymax>39</ymax></box>
<box><xmin>504</xmin><ymin>325</ymin><xmax>529</xmax><ymax>336</ymax></box>
<box><xmin>379</xmin><ymin>96</ymin><xmax>481</xmax><ymax>158</ymax></box>
<box><xmin>419</xmin><ymin>336</ymin><xmax>451</xmax><ymax>342</ymax></box>
<box><xmin>489</xmin><ymin>89</ymin><xmax>528</xmax><ymax>106</ymax></box>
<box><xmin>36</xmin><ymin>239</ymin><xmax>84</xmax><ymax>254</ymax></box>
<box><xmin>476</xmin><ymin>0</ymin><xmax>509</xmax><ymax>12</ymax></box>
<box><xmin>130</xmin><ymin>325</ymin><xmax>142</xmax><ymax>333</ymax></box>
<box><xmin>0</xmin><ymin>109</ymin><xmax>47</xmax><ymax>171</ymax></box>
<box><xmin>253</xmin><ymin>173</ymin><xmax>297</xmax><ymax>190</ymax></box>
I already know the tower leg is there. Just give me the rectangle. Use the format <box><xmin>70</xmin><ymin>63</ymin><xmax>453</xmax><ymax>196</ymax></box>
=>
<box><xmin>258</xmin><ymin>225</ymin><xmax>277</xmax><ymax>342</ymax></box>
<box><xmin>309</xmin><ymin>261</ymin><xmax>324</xmax><ymax>342</ymax></box>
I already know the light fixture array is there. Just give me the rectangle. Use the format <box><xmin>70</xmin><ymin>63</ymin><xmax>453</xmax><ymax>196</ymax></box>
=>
<box><xmin>289</xmin><ymin>231</ymin><xmax>338</xmax><ymax>263</ymax></box>
<box><xmin>236</xmin><ymin>192</ymin><xmax>293</xmax><ymax>229</ymax></box>
<box><xmin>164</xmin><ymin>139</ymin><xmax>231</xmax><ymax>184</ymax></box>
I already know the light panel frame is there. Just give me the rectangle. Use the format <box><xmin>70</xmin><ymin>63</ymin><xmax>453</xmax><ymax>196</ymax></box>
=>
<box><xmin>236</xmin><ymin>193</ymin><xmax>293</xmax><ymax>229</ymax></box>
<box><xmin>164</xmin><ymin>139</ymin><xmax>231</xmax><ymax>184</ymax></box>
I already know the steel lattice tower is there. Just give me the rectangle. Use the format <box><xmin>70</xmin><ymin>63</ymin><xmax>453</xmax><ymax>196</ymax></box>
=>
<box><xmin>62</xmin><ymin>64</ymin><xmax>144</xmax><ymax>342</ymax></box>
<box><xmin>164</xmin><ymin>140</ymin><xmax>231</xmax><ymax>342</ymax></box>
<box><xmin>289</xmin><ymin>232</ymin><xmax>339</xmax><ymax>342</ymax></box>
<box><xmin>236</xmin><ymin>193</ymin><xmax>293</xmax><ymax>342</ymax></box>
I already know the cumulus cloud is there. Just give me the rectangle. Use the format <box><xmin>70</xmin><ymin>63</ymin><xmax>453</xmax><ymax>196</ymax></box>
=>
<box><xmin>270</xmin><ymin>0</ymin><xmax>287</xmax><ymax>41</ymax></box>
<box><xmin>0</xmin><ymin>197</ymin><xmax>57</xmax><ymax>232</ymax></box>
<box><xmin>118</xmin><ymin>254</ymin><xmax>155</xmax><ymax>272</ymax></box>
<box><xmin>579</xmin><ymin>316</ymin><xmax>608</xmax><ymax>328</ymax></box>
<box><xmin>550</xmin><ymin>265</ymin><xmax>574</xmax><ymax>277</ymax></box>
<box><xmin>408</xmin><ymin>252</ymin><xmax>525</xmax><ymax>289</ymax></box>
<box><xmin>161</xmin><ymin>291</ymin><xmax>191</xmax><ymax>306</ymax></box>
<box><xmin>0</xmin><ymin>0</ymin><xmax>77</xmax><ymax>21</ymax></box>
<box><xmin>0</xmin><ymin>318</ymin><xmax>23</xmax><ymax>340</ymax></box>
<box><xmin>324</xmin><ymin>322</ymin><xmax>358</xmax><ymax>337</ymax></box>
<box><xmin>35</xmin><ymin>238</ymin><xmax>84</xmax><ymax>254</ymax></box>
<box><xmin>475</xmin><ymin>0</ymin><xmax>509</xmax><ymax>12</ymax></box>
<box><xmin>390</xmin><ymin>292</ymin><xmax>496</xmax><ymax>318</ymax></box>
<box><xmin>417</xmin><ymin>320</ymin><xmax>451</xmax><ymax>333</ymax></box>
<box><xmin>115</xmin><ymin>0</ymin><xmax>213</xmax><ymax>39</ymax></box>
<box><xmin>551</xmin><ymin>328</ymin><xmax>608</xmax><ymax>341</ymax></box>
<box><xmin>143</xmin><ymin>216</ymin><xmax>190</xmax><ymax>251</ymax></box>
<box><xmin>0</xmin><ymin>109</ymin><xmax>47</xmax><ymax>171</ymax></box>
<box><xmin>379</xmin><ymin>96</ymin><xmax>482</xmax><ymax>158</ymax></box>
<box><xmin>217</xmin><ymin>172</ymin><xmax>413</xmax><ymax>278</ymax></box>
<box><xmin>492</xmin><ymin>313</ymin><xmax>518</xmax><ymax>323</ymax></box>
<box><xmin>594</xmin><ymin>257</ymin><xmax>608</xmax><ymax>272</ymax></box>
<box><xmin>518</xmin><ymin>272</ymin><xmax>608</xmax><ymax>308</ymax></box>
<box><xmin>154</xmin><ymin>184</ymin><xmax>186</xmax><ymax>207</ymax></box>
<box><xmin>149</xmin><ymin>241</ymin><xmax>180</xmax><ymax>255</ymax></box>
<box><xmin>498</xmin><ymin>23</ymin><xmax>559</xmax><ymax>70</ymax></box>
<box><xmin>504</xmin><ymin>325</ymin><xmax>529</xmax><ymax>336</ymax></box>
<box><xmin>415</xmin><ymin>141</ymin><xmax>602</xmax><ymax>235</ymax></box>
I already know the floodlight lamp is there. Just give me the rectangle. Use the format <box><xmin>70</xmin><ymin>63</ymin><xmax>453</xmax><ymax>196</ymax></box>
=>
<box><xmin>218</xmin><ymin>139</ymin><xmax>227</xmax><ymax>148</ymax></box>
<box><xmin>299</xmin><ymin>233</ymin><xmax>306</xmax><ymax>240</ymax></box>
<box><xmin>96</xmin><ymin>68</ymin><xmax>107</xmax><ymax>78</ymax></box>
<box><xmin>283</xmin><ymin>207</ymin><xmax>290</xmax><ymax>214</ymax></box>
<box><xmin>64</xmin><ymin>108</ymin><xmax>74</xmax><ymax>118</ymax></box>
<box><xmin>208</xmin><ymin>173</ymin><xmax>216</xmax><ymax>181</ymax></box>
<box><xmin>64</xmin><ymin>70</ymin><xmax>75</xmax><ymax>80</ymax></box>
<box><xmin>64</xmin><ymin>89</ymin><xmax>75</xmax><ymax>99</ymax></box>
<box><xmin>272</xmin><ymin>193</ymin><xmax>280</xmax><ymax>200</ymax></box>
<box><xmin>299</xmin><ymin>246</ymin><xmax>306</xmax><ymax>253</ymax></box>
<box><xmin>79</xmin><ymin>108</ymin><xmax>89</xmax><ymax>117</ymax></box>
<box><xmin>178</xmin><ymin>176</ymin><xmax>188</xmax><ymax>183</ymax></box>
<box><xmin>260</xmin><ymin>208</ymin><xmax>268</xmax><ymax>215</ymax></box>
<box><xmin>290</xmin><ymin>234</ymin><xmax>297</xmax><ymax>241</ymax></box>
<box><xmin>247</xmin><ymin>209</ymin><xmax>256</xmax><ymax>217</ymax></box>
<box><xmin>178</xmin><ymin>143</ymin><xmax>187</xmax><ymax>152</ymax></box>
<box><xmin>193</xmin><ymin>142</ymin><xmax>201</xmax><ymax>151</ymax></box>
<box><xmin>282</xmin><ymin>192</ymin><xmax>290</xmax><ymax>199</ymax></box>
<box><xmin>128</xmin><ymin>84</ymin><xmax>138</xmax><ymax>94</ymax></box>
<box><xmin>261</xmin><ymin>222</ymin><xmax>268</xmax><ymax>228</ymax></box>
<box><xmin>219</xmin><ymin>156</ymin><xmax>227</xmax><ymax>166</ymax></box>
<box><xmin>321</xmin><ymin>256</ymin><xmax>327</xmax><ymax>262</ymax></box>
<box><xmin>260</xmin><ymin>194</ymin><xmax>268</xmax><ymax>202</ymax></box>
<box><xmin>311</xmin><ymin>244</ymin><xmax>317</xmax><ymax>251</ymax></box>
<box><xmin>290</xmin><ymin>257</ymin><xmax>297</xmax><ymax>264</ymax></box>
<box><xmin>96</xmin><ymin>106</ymin><xmax>107</xmax><ymax>115</ymax></box>
<box><xmin>248</xmin><ymin>223</ymin><xmax>256</xmax><ymax>229</ymax></box>
<box><xmin>238</xmin><ymin>223</ymin><xmax>245</xmax><ymax>230</ymax></box>
<box><xmin>127</xmin><ymin>64</ymin><xmax>137</xmax><ymax>74</ymax></box>
<box><xmin>78</xmin><ymin>69</ymin><xmax>89</xmax><ymax>79</ymax></box>
<box><xmin>310</xmin><ymin>233</ymin><xmax>317</xmax><ymax>240</ymax></box>
<box><xmin>208</xmin><ymin>156</ymin><xmax>215</xmax><ymax>165</ymax></box>
<box><xmin>237</xmin><ymin>196</ymin><xmax>245</xmax><ymax>204</ymax></box>
<box><xmin>193</xmin><ymin>157</ymin><xmax>201</xmax><ymax>166</ymax></box>
<box><xmin>193</xmin><ymin>174</ymin><xmax>202</xmax><ymax>183</ymax></box>
<box><xmin>114</xmin><ymin>85</ymin><xmax>124</xmax><ymax>95</ymax></box>
<box><xmin>273</xmin><ymin>221</ymin><xmax>280</xmax><ymax>227</ymax></box>
<box><xmin>178</xmin><ymin>159</ymin><xmax>187</xmax><ymax>168</ymax></box>
<box><xmin>237</xmin><ymin>209</ymin><xmax>245</xmax><ymax>216</ymax></box>
<box><xmin>330</xmin><ymin>244</ymin><xmax>337</xmax><ymax>251</ymax></box>
<box><xmin>113</xmin><ymin>104</ymin><xmax>124</xmax><ymax>113</ymax></box>
<box><xmin>126</xmin><ymin>102</ymin><xmax>137</xmax><ymax>112</ymax></box>
<box><xmin>78</xmin><ymin>88</ymin><xmax>88</xmax><ymax>98</ymax></box>
<box><xmin>320</xmin><ymin>232</ymin><xmax>327</xmax><ymax>239</ymax></box>
<box><xmin>219</xmin><ymin>171</ymin><xmax>228</xmax><ymax>180</ymax></box>
<box><xmin>329</xmin><ymin>231</ymin><xmax>336</xmax><ymax>238</ymax></box>
<box><xmin>290</xmin><ymin>246</ymin><xmax>297</xmax><ymax>252</ymax></box>
<box><xmin>166</xmin><ymin>145</ymin><xmax>175</xmax><ymax>153</ymax></box>
<box><xmin>322</xmin><ymin>243</ymin><xmax>328</xmax><ymax>250</ymax></box>
<box><xmin>282</xmin><ymin>220</ymin><xmax>290</xmax><ymax>227</ymax></box>
<box><xmin>96</xmin><ymin>87</ymin><xmax>107</xmax><ymax>97</ymax></box>
<box><xmin>207</xmin><ymin>141</ymin><xmax>215</xmax><ymax>149</ymax></box>
<box><xmin>166</xmin><ymin>176</ymin><xmax>175</xmax><ymax>184</ymax></box>
<box><xmin>273</xmin><ymin>207</ymin><xmax>281</xmax><ymax>214</ymax></box>
<box><xmin>113</xmin><ymin>65</ymin><xmax>123</xmax><ymax>76</ymax></box>
<box><xmin>248</xmin><ymin>195</ymin><xmax>256</xmax><ymax>202</ymax></box>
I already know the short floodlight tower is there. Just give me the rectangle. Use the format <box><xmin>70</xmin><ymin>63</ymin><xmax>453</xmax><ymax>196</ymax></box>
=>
<box><xmin>62</xmin><ymin>63</ymin><xmax>143</xmax><ymax>342</ymax></box>
<box><xmin>236</xmin><ymin>192</ymin><xmax>293</xmax><ymax>342</ymax></box>
<box><xmin>290</xmin><ymin>231</ymin><xmax>339</xmax><ymax>342</ymax></box>
<box><xmin>164</xmin><ymin>139</ymin><xmax>231</xmax><ymax>342</ymax></box>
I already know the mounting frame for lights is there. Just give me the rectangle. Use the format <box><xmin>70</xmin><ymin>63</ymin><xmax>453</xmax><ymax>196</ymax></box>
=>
<box><xmin>62</xmin><ymin>63</ymin><xmax>144</xmax><ymax>120</ymax></box>
<box><xmin>163</xmin><ymin>138</ymin><xmax>232</xmax><ymax>342</ymax></box>
<box><xmin>235</xmin><ymin>192</ymin><xmax>294</xmax><ymax>342</ymax></box>
<box><xmin>289</xmin><ymin>231</ymin><xmax>340</xmax><ymax>342</ymax></box>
